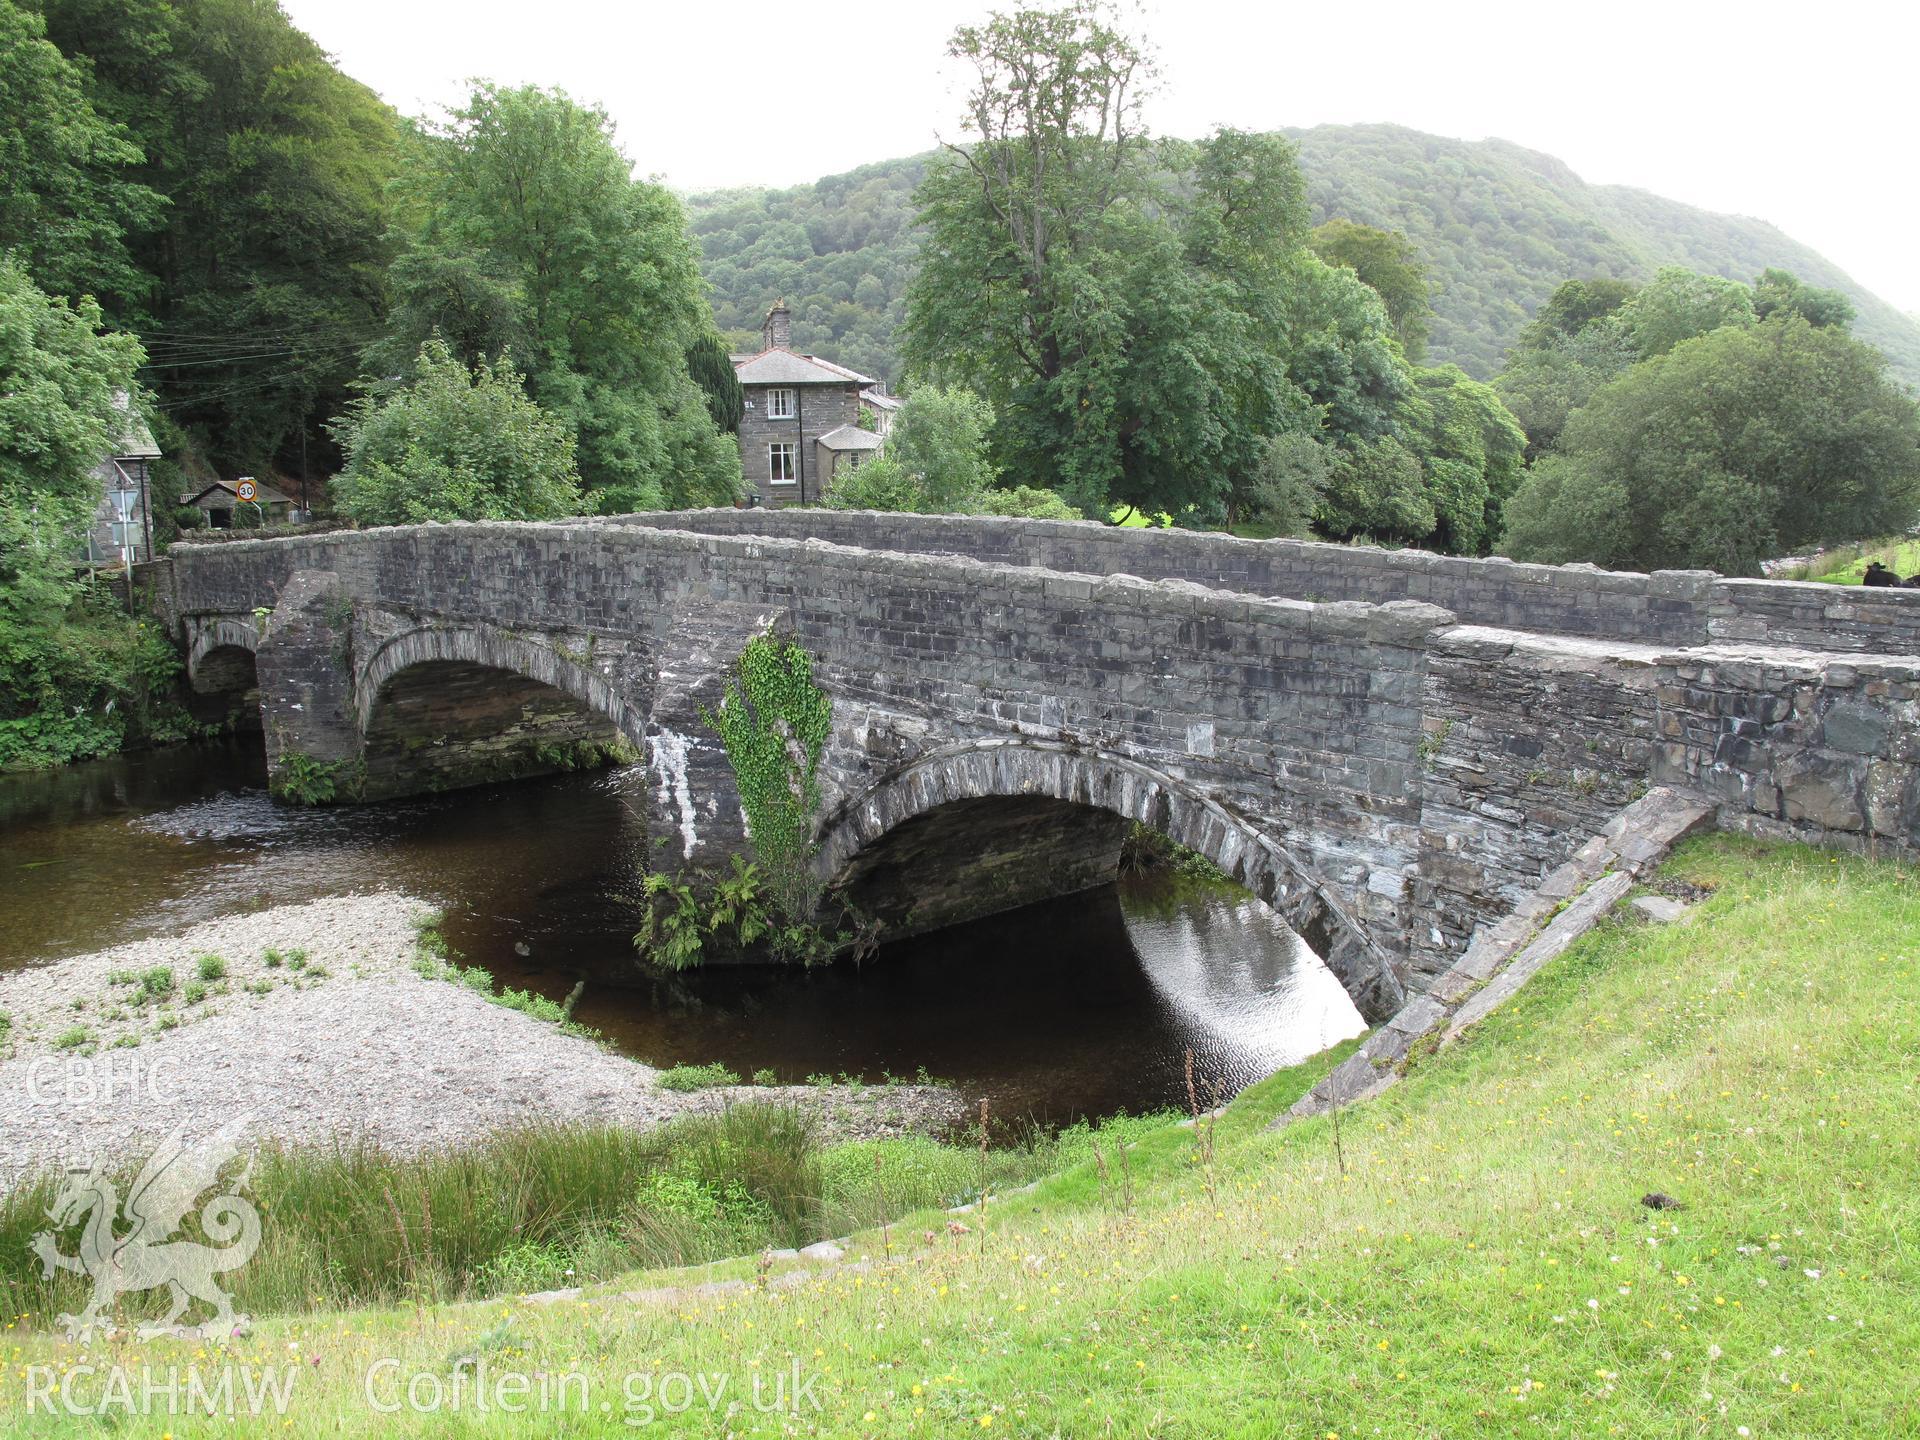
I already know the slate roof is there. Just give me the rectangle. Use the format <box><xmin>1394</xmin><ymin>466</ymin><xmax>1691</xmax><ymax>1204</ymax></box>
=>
<box><xmin>733</xmin><ymin>347</ymin><xmax>876</xmax><ymax>387</ymax></box>
<box><xmin>109</xmin><ymin>389</ymin><xmax>161</xmax><ymax>459</ymax></box>
<box><xmin>181</xmin><ymin>479</ymin><xmax>297</xmax><ymax>508</ymax></box>
<box><xmin>816</xmin><ymin>425</ymin><xmax>885</xmax><ymax>451</ymax></box>
<box><xmin>859</xmin><ymin>389</ymin><xmax>901</xmax><ymax>411</ymax></box>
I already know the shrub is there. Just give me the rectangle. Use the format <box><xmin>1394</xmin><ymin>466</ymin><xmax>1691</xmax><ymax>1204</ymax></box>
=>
<box><xmin>654</xmin><ymin>1062</ymin><xmax>742</xmax><ymax>1092</ymax></box>
<box><xmin>329</xmin><ymin>339</ymin><xmax>585</xmax><ymax>526</ymax></box>
<box><xmin>195</xmin><ymin>954</ymin><xmax>227</xmax><ymax>982</ymax></box>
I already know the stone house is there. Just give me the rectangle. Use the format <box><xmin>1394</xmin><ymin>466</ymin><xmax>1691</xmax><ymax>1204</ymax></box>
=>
<box><xmin>732</xmin><ymin>302</ymin><xmax>891</xmax><ymax>507</ymax></box>
<box><xmin>79</xmin><ymin>391</ymin><xmax>161</xmax><ymax>567</ymax></box>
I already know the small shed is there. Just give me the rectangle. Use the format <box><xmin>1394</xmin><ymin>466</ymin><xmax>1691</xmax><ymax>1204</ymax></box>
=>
<box><xmin>180</xmin><ymin>478</ymin><xmax>296</xmax><ymax>530</ymax></box>
<box><xmin>815</xmin><ymin>424</ymin><xmax>885</xmax><ymax>491</ymax></box>
<box><xmin>80</xmin><ymin>392</ymin><xmax>161</xmax><ymax>568</ymax></box>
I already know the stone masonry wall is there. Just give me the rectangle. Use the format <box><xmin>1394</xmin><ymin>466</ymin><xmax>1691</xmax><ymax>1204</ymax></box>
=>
<box><xmin>607</xmin><ymin>509</ymin><xmax>1920</xmax><ymax>655</ymax></box>
<box><xmin>1420</xmin><ymin>626</ymin><xmax>1920</xmax><ymax>969</ymax></box>
<box><xmin>737</xmin><ymin>384</ymin><xmax>861</xmax><ymax>507</ymax></box>
<box><xmin>172</xmin><ymin>523</ymin><xmax>1447</xmax><ymax>1012</ymax></box>
<box><xmin>166</xmin><ymin>518</ymin><xmax>1920</xmax><ymax>1013</ymax></box>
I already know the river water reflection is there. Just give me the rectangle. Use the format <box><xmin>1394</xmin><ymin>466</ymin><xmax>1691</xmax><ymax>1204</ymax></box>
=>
<box><xmin>0</xmin><ymin>743</ymin><xmax>1365</xmax><ymax>1119</ymax></box>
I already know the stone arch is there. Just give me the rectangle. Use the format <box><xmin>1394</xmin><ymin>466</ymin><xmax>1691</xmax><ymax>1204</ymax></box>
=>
<box><xmin>351</xmin><ymin>624</ymin><xmax>643</xmax><ymax>801</ymax></box>
<box><xmin>814</xmin><ymin>740</ymin><xmax>1404</xmax><ymax>1020</ymax></box>
<box><xmin>354</xmin><ymin>624</ymin><xmax>643</xmax><ymax>751</ymax></box>
<box><xmin>185</xmin><ymin>617</ymin><xmax>261</xmax><ymax>694</ymax></box>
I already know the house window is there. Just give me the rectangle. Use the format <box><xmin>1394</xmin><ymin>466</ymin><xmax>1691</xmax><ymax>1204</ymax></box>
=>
<box><xmin>766</xmin><ymin>388</ymin><xmax>796</xmax><ymax>420</ymax></box>
<box><xmin>769</xmin><ymin>442</ymin><xmax>796</xmax><ymax>485</ymax></box>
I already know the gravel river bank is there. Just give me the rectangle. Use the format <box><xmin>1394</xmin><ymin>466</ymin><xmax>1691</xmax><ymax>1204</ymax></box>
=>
<box><xmin>0</xmin><ymin>892</ymin><xmax>964</xmax><ymax>1193</ymax></box>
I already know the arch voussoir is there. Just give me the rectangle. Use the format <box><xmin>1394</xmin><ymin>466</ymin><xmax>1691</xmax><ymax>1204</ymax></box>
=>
<box><xmin>354</xmin><ymin>623</ymin><xmax>642</xmax><ymax>751</ymax></box>
<box><xmin>815</xmin><ymin>739</ymin><xmax>1406</xmax><ymax>1020</ymax></box>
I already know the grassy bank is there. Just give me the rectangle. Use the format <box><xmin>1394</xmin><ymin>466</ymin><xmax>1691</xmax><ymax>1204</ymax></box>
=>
<box><xmin>2</xmin><ymin>835</ymin><xmax>1915</xmax><ymax>1436</ymax></box>
<box><xmin>1778</xmin><ymin>535</ymin><xmax>1920</xmax><ymax>584</ymax></box>
<box><xmin>0</xmin><ymin>1101</ymin><xmax>1173</xmax><ymax>1321</ymax></box>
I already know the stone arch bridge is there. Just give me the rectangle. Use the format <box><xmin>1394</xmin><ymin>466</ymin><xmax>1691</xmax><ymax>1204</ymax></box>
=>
<box><xmin>165</xmin><ymin>511</ymin><xmax>1920</xmax><ymax>1022</ymax></box>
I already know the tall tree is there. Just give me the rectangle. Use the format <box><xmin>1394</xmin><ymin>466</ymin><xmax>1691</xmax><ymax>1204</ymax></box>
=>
<box><xmin>382</xmin><ymin>84</ymin><xmax>740</xmax><ymax>510</ymax></box>
<box><xmin>0</xmin><ymin>0</ymin><xmax>162</xmax><ymax>316</ymax></box>
<box><xmin>1515</xmin><ymin>277</ymin><xmax>1637</xmax><ymax>349</ymax></box>
<box><xmin>1398</xmin><ymin>366</ymin><xmax>1528</xmax><ymax>554</ymax></box>
<box><xmin>1620</xmin><ymin>267</ymin><xmax>1756</xmax><ymax>358</ymax></box>
<box><xmin>1309</xmin><ymin>218</ymin><xmax>1431</xmax><ymax>359</ymax></box>
<box><xmin>907</xmin><ymin>6</ymin><xmax>1337</xmax><ymax>522</ymax></box>
<box><xmin>1753</xmin><ymin>267</ymin><xmax>1854</xmax><ymax>330</ymax></box>
<box><xmin>883</xmin><ymin>385</ymin><xmax>999</xmax><ymax>510</ymax></box>
<box><xmin>1500</xmin><ymin>317</ymin><xmax>1920</xmax><ymax>575</ymax></box>
<box><xmin>30</xmin><ymin>0</ymin><xmax>400</xmax><ymax>480</ymax></box>
<box><xmin>0</xmin><ymin>257</ymin><xmax>151</xmax><ymax>766</ymax></box>
<box><xmin>685</xmin><ymin>334</ymin><xmax>745</xmax><ymax>434</ymax></box>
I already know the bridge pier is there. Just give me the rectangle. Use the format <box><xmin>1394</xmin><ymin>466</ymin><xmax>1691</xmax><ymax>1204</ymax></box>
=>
<box><xmin>256</xmin><ymin>569</ymin><xmax>363</xmax><ymax>800</ymax></box>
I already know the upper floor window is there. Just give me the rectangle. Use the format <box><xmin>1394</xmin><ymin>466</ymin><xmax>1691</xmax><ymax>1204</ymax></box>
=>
<box><xmin>766</xmin><ymin>387</ymin><xmax>796</xmax><ymax>420</ymax></box>
<box><xmin>769</xmin><ymin>442</ymin><xmax>796</xmax><ymax>484</ymax></box>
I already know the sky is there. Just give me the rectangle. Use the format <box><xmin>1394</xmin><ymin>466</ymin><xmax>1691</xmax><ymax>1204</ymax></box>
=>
<box><xmin>280</xmin><ymin>0</ymin><xmax>1920</xmax><ymax>314</ymax></box>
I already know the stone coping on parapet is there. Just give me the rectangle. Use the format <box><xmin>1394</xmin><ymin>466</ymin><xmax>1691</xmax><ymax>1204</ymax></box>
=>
<box><xmin>1434</xmin><ymin>623</ymin><xmax>1920</xmax><ymax>682</ymax></box>
<box><xmin>168</xmin><ymin>517</ymin><xmax>1465</xmax><ymax>650</ymax></box>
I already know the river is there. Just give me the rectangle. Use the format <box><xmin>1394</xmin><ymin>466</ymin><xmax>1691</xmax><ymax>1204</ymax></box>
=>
<box><xmin>0</xmin><ymin>742</ymin><xmax>1365</xmax><ymax>1121</ymax></box>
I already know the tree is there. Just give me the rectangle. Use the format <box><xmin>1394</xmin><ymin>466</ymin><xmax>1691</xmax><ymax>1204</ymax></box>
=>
<box><xmin>685</xmin><ymin>334</ymin><xmax>745</xmax><ymax>434</ymax></box>
<box><xmin>329</xmin><ymin>339</ymin><xmax>583</xmax><ymax>526</ymax></box>
<box><xmin>1515</xmin><ymin>278</ymin><xmax>1637</xmax><ymax>350</ymax></box>
<box><xmin>975</xmin><ymin>485</ymin><xmax>1080</xmax><ymax>519</ymax></box>
<box><xmin>1241</xmin><ymin>432</ymin><xmax>1330</xmax><ymax>538</ymax></box>
<box><xmin>1621</xmin><ymin>267</ymin><xmax>1755</xmax><ymax>358</ymax></box>
<box><xmin>1309</xmin><ymin>218</ymin><xmax>1431</xmax><ymax>359</ymax></box>
<box><xmin>0</xmin><ymin>0</ymin><xmax>162</xmax><ymax>317</ymax></box>
<box><xmin>906</xmin><ymin>9</ymin><xmax>1339</xmax><ymax>522</ymax></box>
<box><xmin>1399</xmin><ymin>366</ymin><xmax>1528</xmax><ymax>554</ymax></box>
<box><xmin>1494</xmin><ymin>317</ymin><xmax>1637</xmax><ymax>459</ymax></box>
<box><xmin>1500</xmin><ymin>318</ymin><xmax>1920</xmax><ymax>575</ymax></box>
<box><xmin>1316</xmin><ymin>436</ymin><xmax>1433</xmax><ymax>543</ymax></box>
<box><xmin>1273</xmin><ymin>249</ymin><xmax>1410</xmax><ymax>448</ymax></box>
<box><xmin>824</xmin><ymin>388</ymin><xmax>1077</xmax><ymax>518</ymax></box>
<box><xmin>0</xmin><ymin>257</ymin><xmax>159</xmax><ymax>767</ymax></box>
<box><xmin>885</xmin><ymin>385</ymin><xmax>998</xmax><ymax>509</ymax></box>
<box><xmin>1753</xmin><ymin>267</ymin><xmax>1854</xmax><ymax>330</ymax></box>
<box><xmin>822</xmin><ymin>455</ymin><xmax>922</xmax><ymax>513</ymax></box>
<box><xmin>383</xmin><ymin>84</ymin><xmax>741</xmax><ymax>511</ymax></box>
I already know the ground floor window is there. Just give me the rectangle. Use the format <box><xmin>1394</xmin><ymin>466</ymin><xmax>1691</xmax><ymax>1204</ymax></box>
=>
<box><xmin>769</xmin><ymin>442</ymin><xmax>796</xmax><ymax>485</ymax></box>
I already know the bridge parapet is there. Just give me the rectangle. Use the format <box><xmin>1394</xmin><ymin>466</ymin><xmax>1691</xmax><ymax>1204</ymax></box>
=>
<box><xmin>608</xmin><ymin>508</ymin><xmax>1920</xmax><ymax>655</ymax></box>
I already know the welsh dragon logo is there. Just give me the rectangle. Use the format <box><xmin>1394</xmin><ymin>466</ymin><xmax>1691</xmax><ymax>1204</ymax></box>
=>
<box><xmin>31</xmin><ymin>1114</ymin><xmax>260</xmax><ymax>1341</ymax></box>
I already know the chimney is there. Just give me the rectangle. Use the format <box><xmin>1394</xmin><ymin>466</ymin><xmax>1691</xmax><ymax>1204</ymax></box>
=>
<box><xmin>763</xmin><ymin>299</ymin><xmax>791</xmax><ymax>351</ymax></box>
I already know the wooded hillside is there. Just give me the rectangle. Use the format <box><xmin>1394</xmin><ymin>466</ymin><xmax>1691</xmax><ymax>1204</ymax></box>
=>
<box><xmin>686</xmin><ymin>125</ymin><xmax>1920</xmax><ymax>389</ymax></box>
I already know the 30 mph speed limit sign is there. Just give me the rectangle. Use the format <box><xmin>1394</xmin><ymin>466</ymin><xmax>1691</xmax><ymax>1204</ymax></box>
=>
<box><xmin>235</xmin><ymin>479</ymin><xmax>258</xmax><ymax>502</ymax></box>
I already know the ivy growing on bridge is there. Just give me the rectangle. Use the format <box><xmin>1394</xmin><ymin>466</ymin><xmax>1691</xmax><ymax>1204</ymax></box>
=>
<box><xmin>705</xmin><ymin>631</ymin><xmax>834</xmax><ymax>924</ymax></box>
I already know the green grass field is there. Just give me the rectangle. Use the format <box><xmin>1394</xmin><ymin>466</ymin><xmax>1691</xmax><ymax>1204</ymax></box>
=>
<box><xmin>2</xmin><ymin>835</ymin><xmax>1916</xmax><ymax>1436</ymax></box>
<box><xmin>1783</xmin><ymin>536</ymin><xmax>1920</xmax><ymax>585</ymax></box>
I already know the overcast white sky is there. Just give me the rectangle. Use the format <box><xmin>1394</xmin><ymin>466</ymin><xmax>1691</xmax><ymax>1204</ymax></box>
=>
<box><xmin>281</xmin><ymin>0</ymin><xmax>1920</xmax><ymax>313</ymax></box>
